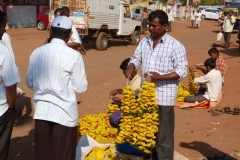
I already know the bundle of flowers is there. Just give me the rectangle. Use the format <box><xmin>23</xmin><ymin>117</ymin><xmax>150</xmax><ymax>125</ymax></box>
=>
<box><xmin>188</xmin><ymin>70</ymin><xmax>199</xmax><ymax>95</ymax></box>
<box><xmin>85</xmin><ymin>147</ymin><xmax>117</xmax><ymax>160</ymax></box>
<box><xmin>107</xmin><ymin>103</ymin><xmax>120</xmax><ymax>116</ymax></box>
<box><xmin>116</xmin><ymin>81</ymin><xmax>159</xmax><ymax>154</ymax></box>
<box><xmin>77</xmin><ymin>113</ymin><xmax>118</xmax><ymax>144</ymax></box>
<box><xmin>176</xmin><ymin>82</ymin><xmax>190</xmax><ymax>102</ymax></box>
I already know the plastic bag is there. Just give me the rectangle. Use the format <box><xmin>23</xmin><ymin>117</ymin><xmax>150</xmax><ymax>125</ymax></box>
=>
<box><xmin>217</xmin><ymin>32</ymin><xmax>223</xmax><ymax>42</ymax></box>
<box><xmin>75</xmin><ymin>135</ymin><xmax>114</xmax><ymax>160</ymax></box>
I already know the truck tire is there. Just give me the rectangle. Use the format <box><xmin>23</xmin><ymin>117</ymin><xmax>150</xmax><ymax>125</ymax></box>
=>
<box><xmin>131</xmin><ymin>31</ymin><xmax>140</xmax><ymax>45</ymax></box>
<box><xmin>96</xmin><ymin>32</ymin><xmax>108</xmax><ymax>51</ymax></box>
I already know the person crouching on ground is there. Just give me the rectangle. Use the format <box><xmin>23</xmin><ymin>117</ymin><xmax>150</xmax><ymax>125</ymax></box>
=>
<box><xmin>196</xmin><ymin>47</ymin><xmax>227</xmax><ymax>86</ymax></box>
<box><xmin>185</xmin><ymin>58</ymin><xmax>222</xmax><ymax>103</ymax></box>
<box><xmin>109</xmin><ymin>58</ymin><xmax>141</xmax><ymax>127</ymax></box>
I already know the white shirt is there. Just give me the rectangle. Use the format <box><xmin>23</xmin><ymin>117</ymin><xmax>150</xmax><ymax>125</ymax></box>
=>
<box><xmin>223</xmin><ymin>16</ymin><xmax>236</xmax><ymax>32</ymax></box>
<box><xmin>167</xmin><ymin>12</ymin><xmax>174</xmax><ymax>22</ymax></box>
<box><xmin>194</xmin><ymin>69</ymin><xmax>222</xmax><ymax>101</ymax></box>
<box><xmin>128</xmin><ymin>73</ymin><xmax>141</xmax><ymax>96</ymax></box>
<box><xmin>0</xmin><ymin>43</ymin><xmax>21</xmax><ymax>116</ymax></box>
<box><xmin>68</xmin><ymin>25</ymin><xmax>82</xmax><ymax>45</ymax></box>
<box><xmin>190</xmin><ymin>12</ymin><xmax>196</xmax><ymax>20</ymax></box>
<box><xmin>130</xmin><ymin>34</ymin><xmax>188</xmax><ymax>106</ymax></box>
<box><xmin>26</xmin><ymin>38</ymin><xmax>88</xmax><ymax>127</ymax></box>
<box><xmin>0</xmin><ymin>33</ymin><xmax>15</xmax><ymax>61</ymax></box>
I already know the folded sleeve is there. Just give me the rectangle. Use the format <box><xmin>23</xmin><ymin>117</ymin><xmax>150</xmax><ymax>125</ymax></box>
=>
<box><xmin>129</xmin><ymin>40</ymin><xmax>143</xmax><ymax>70</ymax></box>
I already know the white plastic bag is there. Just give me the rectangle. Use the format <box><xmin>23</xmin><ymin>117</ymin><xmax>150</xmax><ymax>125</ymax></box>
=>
<box><xmin>75</xmin><ymin>135</ymin><xmax>113</xmax><ymax>160</ymax></box>
<box><xmin>217</xmin><ymin>32</ymin><xmax>223</xmax><ymax>42</ymax></box>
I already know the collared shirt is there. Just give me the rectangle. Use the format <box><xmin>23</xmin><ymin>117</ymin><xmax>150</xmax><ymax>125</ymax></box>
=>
<box><xmin>0</xmin><ymin>33</ymin><xmax>15</xmax><ymax>61</ymax></box>
<box><xmin>167</xmin><ymin>12</ymin><xmax>174</xmax><ymax>22</ymax></box>
<box><xmin>130</xmin><ymin>33</ymin><xmax>188</xmax><ymax>106</ymax></box>
<box><xmin>0</xmin><ymin>43</ymin><xmax>21</xmax><ymax>116</ymax></box>
<box><xmin>128</xmin><ymin>73</ymin><xmax>141</xmax><ymax>96</ymax></box>
<box><xmin>216</xmin><ymin>56</ymin><xmax>227</xmax><ymax>74</ymax></box>
<box><xmin>223</xmin><ymin>16</ymin><xmax>236</xmax><ymax>32</ymax></box>
<box><xmin>26</xmin><ymin>38</ymin><xmax>88</xmax><ymax>127</ymax></box>
<box><xmin>68</xmin><ymin>25</ymin><xmax>82</xmax><ymax>45</ymax></box>
<box><xmin>194</xmin><ymin>69</ymin><xmax>222</xmax><ymax>101</ymax></box>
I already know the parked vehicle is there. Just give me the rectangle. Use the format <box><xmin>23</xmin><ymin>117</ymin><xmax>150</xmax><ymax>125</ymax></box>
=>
<box><xmin>131</xmin><ymin>8</ymin><xmax>153</xmax><ymax>21</ymax></box>
<box><xmin>37</xmin><ymin>7</ymin><xmax>49</xmax><ymax>30</ymax></box>
<box><xmin>49</xmin><ymin>0</ymin><xmax>141</xmax><ymax>51</ymax></box>
<box><xmin>201</xmin><ymin>8</ymin><xmax>220</xmax><ymax>20</ymax></box>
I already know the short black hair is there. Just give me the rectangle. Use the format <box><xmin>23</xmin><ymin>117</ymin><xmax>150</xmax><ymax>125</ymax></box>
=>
<box><xmin>51</xmin><ymin>27</ymin><xmax>71</xmax><ymax>39</ymax></box>
<box><xmin>0</xmin><ymin>10</ymin><xmax>6</xmax><ymax>26</ymax></box>
<box><xmin>54</xmin><ymin>8</ymin><xmax>62</xmax><ymax>15</ymax></box>
<box><xmin>60</xmin><ymin>6</ymin><xmax>70</xmax><ymax>16</ymax></box>
<box><xmin>120</xmin><ymin>58</ymin><xmax>130</xmax><ymax>70</ymax></box>
<box><xmin>148</xmin><ymin>10</ymin><xmax>168</xmax><ymax>25</ymax></box>
<box><xmin>204</xmin><ymin>58</ymin><xmax>216</xmax><ymax>69</ymax></box>
<box><xmin>208</xmin><ymin>47</ymin><xmax>219</xmax><ymax>55</ymax></box>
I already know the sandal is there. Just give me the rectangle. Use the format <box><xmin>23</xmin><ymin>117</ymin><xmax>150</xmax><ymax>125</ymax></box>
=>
<box><xmin>232</xmin><ymin>108</ymin><xmax>240</xmax><ymax>115</ymax></box>
<box><xmin>223</xmin><ymin>106</ymin><xmax>232</xmax><ymax>114</ymax></box>
<box><xmin>212</xmin><ymin>109</ymin><xmax>224</xmax><ymax>116</ymax></box>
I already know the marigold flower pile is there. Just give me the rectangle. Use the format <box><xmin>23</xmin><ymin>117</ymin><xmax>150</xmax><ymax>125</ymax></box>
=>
<box><xmin>107</xmin><ymin>103</ymin><xmax>120</xmax><ymax>116</ymax></box>
<box><xmin>188</xmin><ymin>70</ymin><xmax>199</xmax><ymax>95</ymax></box>
<box><xmin>176</xmin><ymin>81</ymin><xmax>191</xmax><ymax>102</ymax></box>
<box><xmin>77</xmin><ymin>113</ymin><xmax>118</xmax><ymax>144</ymax></box>
<box><xmin>116</xmin><ymin>81</ymin><xmax>159</xmax><ymax>154</ymax></box>
<box><xmin>85</xmin><ymin>147</ymin><xmax>117</xmax><ymax>160</ymax></box>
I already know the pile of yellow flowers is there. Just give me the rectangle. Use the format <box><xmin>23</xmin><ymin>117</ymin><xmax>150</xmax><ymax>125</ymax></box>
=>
<box><xmin>107</xmin><ymin>103</ymin><xmax>120</xmax><ymax>116</ymax></box>
<box><xmin>77</xmin><ymin>113</ymin><xmax>118</xmax><ymax>144</ymax></box>
<box><xmin>116</xmin><ymin>81</ymin><xmax>159</xmax><ymax>154</ymax></box>
<box><xmin>176</xmin><ymin>81</ymin><xmax>190</xmax><ymax>102</ymax></box>
<box><xmin>188</xmin><ymin>70</ymin><xmax>199</xmax><ymax>95</ymax></box>
<box><xmin>85</xmin><ymin>147</ymin><xmax>117</xmax><ymax>160</ymax></box>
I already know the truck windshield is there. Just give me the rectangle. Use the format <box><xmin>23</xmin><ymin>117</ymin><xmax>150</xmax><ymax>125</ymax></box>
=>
<box><xmin>123</xmin><ymin>6</ymin><xmax>131</xmax><ymax>18</ymax></box>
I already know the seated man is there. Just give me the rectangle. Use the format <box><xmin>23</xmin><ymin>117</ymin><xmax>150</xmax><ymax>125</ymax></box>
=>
<box><xmin>109</xmin><ymin>58</ymin><xmax>141</xmax><ymax>103</ymax></box>
<box><xmin>184</xmin><ymin>58</ymin><xmax>222</xmax><ymax>103</ymax></box>
<box><xmin>109</xmin><ymin>58</ymin><xmax>141</xmax><ymax>127</ymax></box>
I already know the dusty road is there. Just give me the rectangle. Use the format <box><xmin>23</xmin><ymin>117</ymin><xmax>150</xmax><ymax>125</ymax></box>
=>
<box><xmin>7</xmin><ymin>19</ymin><xmax>240</xmax><ymax>159</ymax></box>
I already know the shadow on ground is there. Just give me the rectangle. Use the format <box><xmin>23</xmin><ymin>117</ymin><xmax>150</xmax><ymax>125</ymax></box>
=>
<box><xmin>180</xmin><ymin>141</ymin><xmax>237</xmax><ymax>160</ymax></box>
<box><xmin>8</xmin><ymin>129</ymin><xmax>34</xmax><ymax>160</ymax></box>
<box><xmin>15</xmin><ymin>95</ymin><xmax>33</xmax><ymax>126</ymax></box>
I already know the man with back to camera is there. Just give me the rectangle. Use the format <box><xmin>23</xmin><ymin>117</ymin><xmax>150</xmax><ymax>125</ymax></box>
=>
<box><xmin>125</xmin><ymin>10</ymin><xmax>188</xmax><ymax>160</ymax></box>
<box><xmin>60</xmin><ymin>6</ymin><xmax>86</xmax><ymax>54</ymax></box>
<box><xmin>26</xmin><ymin>16</ymin><xmax>88</xmax><ymax>160</ymax></box>
<box><xmin>0</xmin><ymin>10</ymin><xmax>21</xmax><ymax>159</ymax></box>
<box><xmin>221</xmin><ymin>10</ymin><xmax>235</xmax><ymax>49</ymax></box>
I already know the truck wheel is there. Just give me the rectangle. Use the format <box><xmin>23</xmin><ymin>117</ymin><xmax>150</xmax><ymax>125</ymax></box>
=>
<box><xmin>131</xmin><ymin>31</ymin><xmax>140</xmax><ymax>45</ymax></box>
<box><xmin>96</xmin><ymin>32</ymin><xmax>108</xmax><ymax>51</ymax></box>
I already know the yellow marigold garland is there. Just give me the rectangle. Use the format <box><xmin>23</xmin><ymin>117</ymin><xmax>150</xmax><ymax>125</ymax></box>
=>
<box><xmin>77</xmin><ymin>113</ymin><xmax>118</xmax><ymax>144</ymax></box>
<box><xmin>176</xmin><ymin>82</ymin><xmax>191</xmax><ymax>102</ymax></box>
<box><xmin>116</xmin><ymin>81</ymin><xmax>159</xmax><ymax>154</ymax></box>
<box><xmin>188</xmin><ymin>70</ymin><xmax>199</xmax><ymax>95</ymax></box>
<box><xmin>107</xmin><ymin>103</ymin><xmax>120</xmax><ymax>116</ymax></box>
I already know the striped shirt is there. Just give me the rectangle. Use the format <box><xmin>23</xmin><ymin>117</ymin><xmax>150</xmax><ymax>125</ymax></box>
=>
<box><xmin>130</xmin><ymin>33</ymin><xmax>188</xmax><ymax>106</ymax></box>
<box><xmin>26</xmin><ymin>38</ymin><xmax>88</xmax><ymax>127</ymax></box>
<box><xmin>0</xmin><ymin>43</ymin><xmax>21</xmax><ymax>116</ymax></box>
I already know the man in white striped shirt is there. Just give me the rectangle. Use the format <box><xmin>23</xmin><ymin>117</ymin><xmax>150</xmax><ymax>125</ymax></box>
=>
<box><xmin>26</xmin><ymin>16</ymin><xmax>88</xmax><ymax>160</ymax></box>
<box><xmin>0</xmin><ymin>11</ymin><xmax>21</xmax><ymax>159</ymax></box>
<box><xmin>125</xmin><ymin>10</ymin><xmax>188</xmax><ymax>160</ymax></box>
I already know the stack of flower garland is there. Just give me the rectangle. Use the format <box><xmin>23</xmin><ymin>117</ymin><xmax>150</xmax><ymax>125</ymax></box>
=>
<box><xmin>77</xmin><ymin>113</ymin><xmax>118</xmax><ymax>144</ymax></box>
<box><xmin>107</xmin><ymin>103</ymin><xmax>120</xmax><ymax>116</ymax></box>
<box><xmin>116</xmin><ymin>81</ymin><xmax>159</xmax><ymax>154</ymax></box>
<box><xmin>176</xmin><ymin>82</ymin><xmax>190</xmax><ymax>102</ymax></box>
<box><xmin>188</xmin><ymin>70</ymin><xmax>199</xmax><ymax>95</ymax></box>
<box><xmin>85</xmin><ymin>147</ymin><xmax>117</xmax><ymax>160</ymax></box>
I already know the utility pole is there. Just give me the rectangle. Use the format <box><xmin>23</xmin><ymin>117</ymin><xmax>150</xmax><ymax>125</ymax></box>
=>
<box><xmin>185</xmin><ymin>0</ymin><xmax>189</xmax><ymax>19</ymax></box>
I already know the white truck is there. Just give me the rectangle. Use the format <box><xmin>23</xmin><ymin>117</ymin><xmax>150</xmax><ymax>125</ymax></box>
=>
<box><xmin>49</xmin><ymin>0</ymin><xmax>142</xmax><ymax>50</ymax></box>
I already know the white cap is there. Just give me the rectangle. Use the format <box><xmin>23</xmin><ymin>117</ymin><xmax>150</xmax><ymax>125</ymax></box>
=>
<box><xmin>52</xmin><ymin>16</ymin><xmax>73</xmax><ymax>29</ymax></box>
